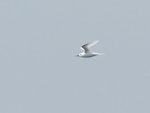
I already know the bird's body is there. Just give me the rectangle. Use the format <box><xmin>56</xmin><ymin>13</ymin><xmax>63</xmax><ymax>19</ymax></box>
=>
<box><xmin>76</xmin><ymin>40</ymin><xmax>104</xmax><ymax>58</ymax></box>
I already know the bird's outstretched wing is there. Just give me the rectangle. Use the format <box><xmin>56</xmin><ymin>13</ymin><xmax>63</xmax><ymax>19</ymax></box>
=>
<box><xmin>80</xmin><ymin>40</ymin><xmax>99</xmax><ymax>53</ymax></box>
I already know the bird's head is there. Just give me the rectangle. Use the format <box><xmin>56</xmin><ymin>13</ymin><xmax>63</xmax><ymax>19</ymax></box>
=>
<box><xmin>76</xmin><ymin>53</ymin><xmax>84</xmax><ymax>57</ymax></box>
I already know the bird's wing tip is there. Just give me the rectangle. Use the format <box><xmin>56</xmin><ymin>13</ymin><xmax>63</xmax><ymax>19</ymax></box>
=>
<box><xmin>92</xmin><ymin>40</ymin><xmax>99</xmax><ymax>43</ymax></box>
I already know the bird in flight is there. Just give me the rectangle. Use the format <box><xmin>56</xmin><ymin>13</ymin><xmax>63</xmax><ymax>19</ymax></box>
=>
<box><xmin>76</xmin><ymin>40</ymin><xmax>104</xmax><ymax>58</ymax></box>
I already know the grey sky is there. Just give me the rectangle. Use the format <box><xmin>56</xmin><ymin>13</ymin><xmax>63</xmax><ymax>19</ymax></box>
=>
<box><xmin>0</xmin><ymin>0</ymin><xmax>150</xmax><ymax>113</ymax></box>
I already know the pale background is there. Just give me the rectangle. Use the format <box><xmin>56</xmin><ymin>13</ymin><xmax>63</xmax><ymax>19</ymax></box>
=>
<box><xmin>0</xmin><ymin>0</ymin><xmax>150</xmax><ymax>113</ymax></box>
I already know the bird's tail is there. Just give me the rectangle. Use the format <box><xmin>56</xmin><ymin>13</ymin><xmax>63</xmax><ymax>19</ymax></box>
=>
<box><xmin>95</xmin><ymin>53</ymin><xmax>104</xmax><ymax>56</ymax></box>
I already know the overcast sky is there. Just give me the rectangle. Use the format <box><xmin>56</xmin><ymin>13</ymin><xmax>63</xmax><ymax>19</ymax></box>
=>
<box><xmin>0</xmin><ymin>0</ymin><xmax>150</xmax><ymax>113</ymax></box>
